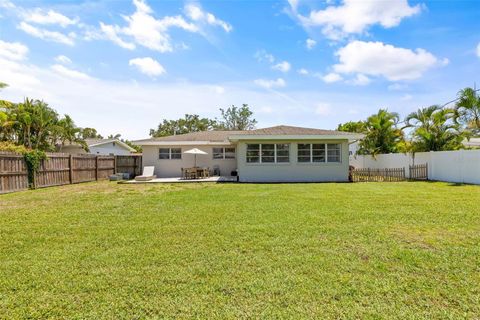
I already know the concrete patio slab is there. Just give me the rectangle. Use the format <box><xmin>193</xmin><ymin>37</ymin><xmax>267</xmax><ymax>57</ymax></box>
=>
<box><xmin>121</xmin><ymin>176</ymin><xmax>237</xmax><ymax>184</ymax></box>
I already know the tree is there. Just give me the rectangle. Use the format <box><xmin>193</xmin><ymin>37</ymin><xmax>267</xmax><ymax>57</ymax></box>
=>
<box><xmin>216</xmin><ymin>104</ymin><xmax>257</xmax><ymax>130</ymax></box>
<box><xmin>405</xmin><ymin>105</ymin><xmax>464</xmax><ymax>152</ymax></box>
<box><xmin>56</xmin><ymin>115</ymin><xmax>86</xmax><ymax>151</ymax></box>
<box><xmin>359</xmin><ymin>109</ymin><xmax>404</xmax><ymax>155</ymax></box>
<box><xmin>107</xmin><ymin>133</ymin><xmax>122</xmax><ymax>139</ymax></box>
<box><xmin>80</xmin><ymin>127</ymin><xmax>103</xmax><ymax>139</ymax></box>
<box><xmin>337</xmin><ymin>121</ymin><xmax>366</xmax><ymax>133</ymax></box>
<box><xmin>337</xmin><ymin>110</ymin><xmax>403</xmax><ymax>155</ymax></box>
<box><xmin>454</xmin><ymin>87</ymin><xmax>480</xmax><ymax>135</ymax></box>
<box><xmin>149</xmin><ymin>114</ymin><xmax>217</xmax><ymax>137</ymax></box>
<box><xmin>0</xmin><ymin>96</ymin><xmax>86</xmax><ymax>151</ymax></box>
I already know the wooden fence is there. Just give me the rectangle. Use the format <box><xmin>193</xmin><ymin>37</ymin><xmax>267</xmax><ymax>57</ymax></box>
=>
<box><xmin>409</xmin><ymin>163</ymin><xmax>428</xmax><ymax>180</ymax></box>
<box><xmin>115</xmin><ymin>155</ymin><xmax>142</xmax><ymax>177</ymax></box>
<box><xmin>351</xmin><ymin>167</ymin><xmax>406</xmax><ymax>182</ymax></box>
<box><xmin>0</xmin><ymin>152</ymin><xmax>29</xmax><ymax>194</ymax></box>
<box><xmin>0</xmin><ymin>153</ymin><xmax>142</xmax><ymax>194</ymax></box>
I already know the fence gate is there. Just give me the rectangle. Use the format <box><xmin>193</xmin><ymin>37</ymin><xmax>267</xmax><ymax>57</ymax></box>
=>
<box><xmin>351</xmin><ymin>167</ymin><xmax>406</xmax><ymax>182</ymax></box>
<box><xmin>409</xmin><ymin>163</ymin><xmax>428</xmax><ymax>180</ymax></box>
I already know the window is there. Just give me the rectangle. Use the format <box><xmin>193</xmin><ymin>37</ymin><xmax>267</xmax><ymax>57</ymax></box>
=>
<box><xmin>225</xmin><ymin>148</ymin><xmax>236</xmax><ymax>159</ymax></box>
<box><xmin>327</xmin><ymin>144</ymin><xmax>341</xmax><ymax>162</ymax></box>
<box><xmin>313</xmin><ymin>144</ymin><xmax>326</xmax><ymax>162</ymax></box>
<box><xmin>246</xmin><ymin>144</ymin><xmax>290</xmax><ymax>163</ymax></box>
<box><xmin>297</xmin><ymin>143</ymin><xmax>340</xmax><ymax>163</ymax></box>
<box><xmin>159</xmin><ymin>148</ymin><xmax>182</xmax><ymax>160</ymax></box>
<box><xmin>213</xmin><ymin>148</ymin><xmax>224</xmax><ymax>159</ymax></box>
<box><xmin>159</xmin><ymin>148</ymin><xmax>170</xmax><ymax>159</ymax></box>
<box><xmin>297</xmin><ymin>144</ymin><xmax>311</xmax><ymax>163</ymax></box>
<box><xmin>246</xmin><ymin>144</ymin><xmax>260</xmax><ymax>163</ymax></box>
<box><xmin>276</xmin><ymin>144</ymin><xmax>290</xmax><ymax>163</ymax></box>
<box><xmin>213</xmin><ymin>147</ymin><xmax>236</xmax><ymax>160</ymax></box>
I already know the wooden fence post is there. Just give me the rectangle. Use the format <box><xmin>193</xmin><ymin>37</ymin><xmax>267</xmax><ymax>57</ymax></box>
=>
<box><xmin>69</xmin><ymin>154</ymin><xmax>73</xmax><ymax>184</ymax></box>
<box><xmin>95</xmin><ymin>156</ymin><xmax>99</xmax><ymax>181</ymax></box>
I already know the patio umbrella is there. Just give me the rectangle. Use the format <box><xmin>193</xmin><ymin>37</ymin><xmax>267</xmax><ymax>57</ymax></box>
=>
<box><xmin>184</xmin><ymin>148</ymin><xmax>208</xmax><ymax>167</ymax></box>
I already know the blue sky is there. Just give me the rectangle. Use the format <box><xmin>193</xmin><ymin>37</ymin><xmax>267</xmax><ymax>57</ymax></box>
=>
<box><xmin>0</xmin><ymin>0</ymin><xmax>479</xmax><ymax>139</ymax></box>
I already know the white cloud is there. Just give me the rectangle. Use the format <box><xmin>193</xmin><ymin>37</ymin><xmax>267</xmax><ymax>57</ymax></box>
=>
<box><xmin>23</xmin><ymin>9</ymin><xmax>77</xmax><ymax>28</ymax></box>
<box><xmin>255</xmin><ymin>50</ymin><xmax>275</xmax><ymax>63</ymax></box>
<box><xmin>334</xmin><ymin>41</ymin><xmax>445</xmax><ymax>81</ymax></box>
<box><xmin>306</xmin><ymin>38</ymin><xmax>316</xmax><ymax>50</ymax></box>
<box><xmin>477</xmin><ymin>43</ymin><xmax>480</xmax><ymax>58</ymax></box>
<box><xmin>51</xmin><ymin>64</ymin><xmax>91</xmax><ymax>80</ymax></box>
<box><xmin>254</xmin><ymin>78</ymin><xmax>286</xmax><ymax>89</ymax></box>
<box><xmin>129</xmin><ymin>57</ymin><xmax>166</xmax><ymax>76</ymax></box>
<box><xmin>315</xmin><ymin>103</ymin><xmax>333</xmax><ymax>116</ymax></box>
<box><xmin>401</xmin><ymin>94</ymin><xmax>413</xmax><ymax>101</ymax></box>
<box><xmin>18</xmin><ymin>22</ymin><xmax>75</xmax><ymax>46</ymax></box>
<box><xmin>54</xmin><ymin>55</ymin><xmax>72</xmax><ymax>64</ymax></box>
<box><xmin>321</xmin><ymin>72</ymin><xmax>343</xmax><ymax>83</ymax></box>
<box><xmin>272</xmin><ymin>61</ymin><xmax>291</xmax><ymax>73</ymax></box>
<box><xmin>99</xmin><ymin>22</ymin><xmax>136</xmax><ymax>50</ymax></box>
<box><xmin>298</xmin><ymin>68</ymin><xmax>309</xmax><ymax>75</ymax></box>
<box><xmin>350</xmin><ymin>74</ymin><xmax>370</xmax><ymax>86</ymax></box>
<box><xmin>210</xmin><ymin>85</ymin><xmax>225</xmax><ymax>94</ymax></box>
<box><xmin>100</xmin><ymin>0</ymin><xmax>198</xmax><ymax>52</ymax></box>
<box><xmin>184</xmin><ymin>3</ymin><xmax>232</xmax><ymax>32</ymax></box>
<box><xmin>258</xmin><ymin>106</ymin><xmax>273</xmax><ymax>114</ymax></box>
<box><xmin>255</xmin><ymin>50</ymin><xmax>291</xmax><ymax>73</ymax></box>
<box><xmin>0</xmin><ymin>40</ymin><xmax>28</xmax><ymax>61</ymax></box>
<box><xmin>0</xmin><ymin>0</ymin><xmax>15</xmax><ymax>9</ymax></box>
<box><xmin>388</xmin><ymin>83</ymin><xmax>408</xmax><ymax>91</ymax></box>
<box><xmin>99</xmin><ymin>0</ymin><xmax>230</xmax><ymax>53</ymax></box>
<box><xmin>290</xmin><ymin>0</ymin><xmax>421</xmax><ymax>40</ymax></box>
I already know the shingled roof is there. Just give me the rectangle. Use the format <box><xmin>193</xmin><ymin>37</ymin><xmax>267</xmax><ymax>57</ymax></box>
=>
<box><xmin>134</xmin><ymin>125</ymin><xmax>358</xmax><ymax>145</ymax></box>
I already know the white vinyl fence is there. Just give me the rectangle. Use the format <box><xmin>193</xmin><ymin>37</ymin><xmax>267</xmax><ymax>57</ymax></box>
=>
<box><xmin>350</xmin><ymin>150</ymin><xmax>480</xmax><ymax>185</ymax></box>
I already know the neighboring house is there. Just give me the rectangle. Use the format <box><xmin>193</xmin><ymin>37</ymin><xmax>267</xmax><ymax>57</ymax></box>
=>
<box><xmin>134</xmin><ymin>125</ymin><xmax>363</xmax><ymax>182</ymax></box>
<box><xmin>463</xmin><ymin>137</ymin><xmax>480</xmax><ymax>148</ymax></box>
<box><xmin>58</xmin><ymin>139</ymin><xmax>136</xmax><ymax>155</ymax></box>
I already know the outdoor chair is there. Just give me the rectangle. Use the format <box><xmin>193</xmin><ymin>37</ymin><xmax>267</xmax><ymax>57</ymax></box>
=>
<box><xmin>134</xmin><ymin>166</ymin><xmax>156</xmax><ymax>181</ymax></box>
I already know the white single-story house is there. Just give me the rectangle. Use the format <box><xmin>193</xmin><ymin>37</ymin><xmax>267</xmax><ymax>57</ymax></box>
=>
<box><xmin>57</xmin><ymin>138</ymin><xmax>137</xmax><ymax>155</ymax></box>
<box><xmin>134</xmin><ymin>125</ymin><xmax>363</xmax><ymax>182</ymax></box>
<box><xmin>463</xmin><ymin>137</ymin><xmax>480</xmax><ymax>148</ymax></box>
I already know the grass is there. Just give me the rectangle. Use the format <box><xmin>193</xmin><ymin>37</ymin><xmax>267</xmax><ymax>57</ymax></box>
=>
<box><xmin>1</xmin><ymin>181</ymin><xmax>479</xmax><ymax>319</ymax></box>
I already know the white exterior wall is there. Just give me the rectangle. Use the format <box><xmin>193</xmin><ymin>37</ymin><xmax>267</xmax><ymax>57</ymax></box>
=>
<box><xmin>58</xmin><ymin>145</ymin><xmax>86</xmax><ymax>154</ymax></box>
<box><xmin>351</xmin><ymin>150</ymin><xmax>480</xmax><ymax>184</ymax></box>
<box><xmin>142</xmin><ymin>145</ymin><xmax>238</xmax><ymax>178</ymax></box>
<box><xmin>237</xmin><ymin>140</ymin><xmax>350</xmax><ymax>182</ymax></box>
<box><xmin>89</xmin><ymin>142</ymin><xmax>132</xmax><ymax>155</ymax></box>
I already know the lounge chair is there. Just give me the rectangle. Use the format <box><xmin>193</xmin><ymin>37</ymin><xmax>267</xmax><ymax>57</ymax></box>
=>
<box><xmin>135</xmin><ymin>166</ymin><xmax>156</xmax><ymax>181</ymax></box>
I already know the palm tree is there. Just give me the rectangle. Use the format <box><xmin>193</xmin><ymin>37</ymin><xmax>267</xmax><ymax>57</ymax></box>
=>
<box><xmin>56</xmin><ymin>115</ymin><xmax>86</xmax><ymax>151</ymax></box>
<box><xmin>455</xmin><ymin>87</ymin><xmax>480</xmax><ymax>135</ymax></box>
<box><xmin>358</xmin><ymin>109</ymin><xmax>404</xmax><ymax>155</ymax></box>
<box><xmin>405</xmin><ymin>105</ymin><xmax>464</xmax><ymax>152</ymax></box>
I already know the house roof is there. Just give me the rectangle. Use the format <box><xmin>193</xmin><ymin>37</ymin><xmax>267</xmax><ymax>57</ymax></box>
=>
<box><xmin>86</xmin><ymin>139</ymin><xmax>136</xmax><ymax>152</ymax></box>
<box><xmin>134</xmin><ymin>125</ymin><xmax>363</xmax><ymax>146</ymax></box>
<box><xmin>463</xmin><ymin>137</ymin><xmax>480</xmax><ymax>147</ymax></box>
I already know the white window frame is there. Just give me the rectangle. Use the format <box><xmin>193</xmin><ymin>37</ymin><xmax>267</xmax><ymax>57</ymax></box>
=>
<box><xmin>296</xmin><ymin>143</ymin><xmax>341</xmax><ymax>163</ymax></box>
<box><xmin>159</xmin><ymin>147</ymin><xmax>182</xmax><ymax>160</ymax></box>
<box><xmin>246</xmin><ymin>143</ymin><xmax>290</xmax><ymax>164</ymax></box>
<box><xmin>212</xmin><ymin>147</ymin><xmax>236</xmax><ymax>160</ymax></box>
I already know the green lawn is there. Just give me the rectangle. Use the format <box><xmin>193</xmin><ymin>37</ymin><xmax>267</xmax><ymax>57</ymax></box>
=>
<box><xmin>1</xmin><ymin>181</ymin><xmax>479</xmax><ymax>319</ymax></box>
